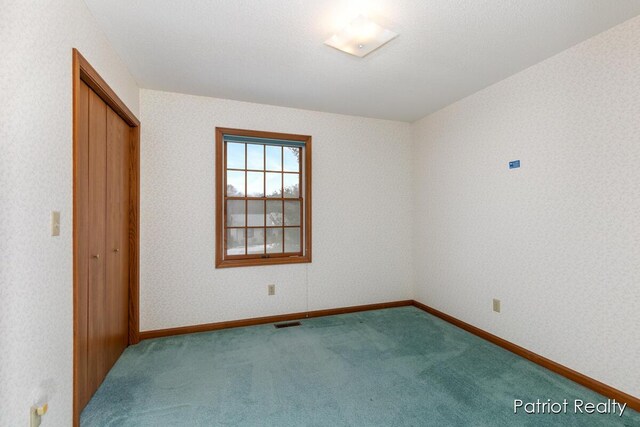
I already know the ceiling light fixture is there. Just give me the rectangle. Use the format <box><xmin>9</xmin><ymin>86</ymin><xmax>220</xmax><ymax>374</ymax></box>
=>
<box><xmin>324</xmin><ymin>15</ymin><xmax>397</xmax><ymax>58</ymax></box>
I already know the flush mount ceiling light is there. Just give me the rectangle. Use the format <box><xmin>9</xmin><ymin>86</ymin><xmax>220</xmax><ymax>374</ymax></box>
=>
<box><xmin>324</xmin><ymin>15</ymin><xmax>397</xmax><ymax>58</ymax></box>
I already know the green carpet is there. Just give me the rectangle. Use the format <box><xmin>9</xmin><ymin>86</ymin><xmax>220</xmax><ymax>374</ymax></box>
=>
<box><xmin>81</xmin><ymin>307</ymin><xmax>639</xmax><ymax>426</ymax></box>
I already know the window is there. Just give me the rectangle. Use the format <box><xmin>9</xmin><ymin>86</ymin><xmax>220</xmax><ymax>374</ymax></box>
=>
<box><xmin>215</xmin><ymin>128</ymin><xmax>312</xmax><ymax>268</ymax></box>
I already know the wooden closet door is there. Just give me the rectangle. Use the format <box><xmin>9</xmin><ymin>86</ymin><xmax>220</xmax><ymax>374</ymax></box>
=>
<box><xmin>87</xmin><ymin>86</ymin><xmax>108</xmax><ymax>394</ymax></box>
<box><xmin>105</xmin><ymin>106</ymin><xmax>130</xmax><ymax>370</ymax></box>
<box><xmin>74</xmin><ymin>51</ymin><xmax>139</xmax><ymax>424</ymax></box>
<box><xmin>78</xmin><ymin>82</ymin><xmax>131</xmax><ymax>409</ymax></box>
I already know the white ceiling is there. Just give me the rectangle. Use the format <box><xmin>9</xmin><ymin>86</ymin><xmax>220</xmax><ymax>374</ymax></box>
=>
<box><xmin>84</xmin><ymin>0</ymin><xmax>640</xmax><ymax>122</ymax></box>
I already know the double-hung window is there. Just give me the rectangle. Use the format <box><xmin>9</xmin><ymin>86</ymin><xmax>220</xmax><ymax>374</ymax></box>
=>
<box><xmin>215</xmin><ymin>128</ymin><xmax>312</xmax><ymax>268</ymax></box>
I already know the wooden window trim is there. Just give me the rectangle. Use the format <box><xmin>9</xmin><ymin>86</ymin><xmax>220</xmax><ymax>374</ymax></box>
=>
<box><xmin>215</xmin><ymin>127</ymin><xmax>312</xmax><ymax>268</ymax></box>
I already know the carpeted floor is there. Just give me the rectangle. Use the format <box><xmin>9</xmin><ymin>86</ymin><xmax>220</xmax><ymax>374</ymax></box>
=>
<box><xmin>81</xmin><ymin>307</ymin><xmax>639</xmax><ymax>426</ymax></box>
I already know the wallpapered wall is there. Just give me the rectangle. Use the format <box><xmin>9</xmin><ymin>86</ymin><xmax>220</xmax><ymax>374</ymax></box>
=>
<box><xmin>3</xmin><ymin>3</ymin><xmax>640</xmax><ymax>426</ymax></box>
<box><xmin>0</xmin><ymin>1</ymin><xmax>139</xmax><ymax>425</ymax></box>
<box><xmin>412</xmin><ymin>15</ymin><xmax>640</xmax><ymax>397</ymax></box>
<box><xmin>139</xmin><ymin>89</ymin><xmax>414</xmax><ymax>331</ymax></box>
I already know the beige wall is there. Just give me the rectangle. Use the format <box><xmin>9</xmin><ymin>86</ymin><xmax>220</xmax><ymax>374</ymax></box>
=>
<box><xmin>3</xmin><ymin>4</ymin><xmax>639</xmax><ymax>426</ymax></box>
<box><xmin>138</xmin><ymin>89</ymin><xmax>414</xmax><ymax>331</ymax></box>
<box><xmin>411</xmin><ymin>16</ymin><xmax>640</xmax><ymax>397</ymax></box>
<box><xmin>0</xmin><ymin>1</ymin><xmax>139</xmax><ymax>425</ymax></box>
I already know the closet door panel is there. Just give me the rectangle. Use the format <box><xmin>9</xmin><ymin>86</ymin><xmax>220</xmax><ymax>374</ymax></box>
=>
<box><xmin>87</xmin><ymin>88</ymin><xmax>108</xmax><ymax>393</ymax></box>
<box><xmin>119</xmin><ymin>114</ymin><xmax>130</xmax><ymax>345</ymax></box>
<box><xmin>106</xmin><ymin>107</ymin><xmax>129</xmax><ymax>370</ymax></box>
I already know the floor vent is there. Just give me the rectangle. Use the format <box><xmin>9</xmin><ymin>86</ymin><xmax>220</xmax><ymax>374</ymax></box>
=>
<box><xmin>274</xmin><ymin>321</ymin><xmax>301</xmax><ymax>329</ymax></box>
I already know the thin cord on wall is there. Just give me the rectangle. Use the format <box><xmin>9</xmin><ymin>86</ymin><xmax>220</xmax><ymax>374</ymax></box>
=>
<box><xmin>305</xmin><ymin>264</ymin><xmax>309</xmax><ymax>316</ymax></box>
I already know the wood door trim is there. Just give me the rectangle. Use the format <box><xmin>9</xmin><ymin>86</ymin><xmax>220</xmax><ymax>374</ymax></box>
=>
<box><xmin>75</xmin><ymin>50</ymin><xmax>140</xmax><ymax>127</ymax></box>
<box><xmin>72</xmin><ymin>48</ymin><xmax>140</xmax><ymax>427</ymax></box>
<box><xmin>128</xmin><ymin>125</ymin><xmax>140</xmax><ymax>345</ymax></box>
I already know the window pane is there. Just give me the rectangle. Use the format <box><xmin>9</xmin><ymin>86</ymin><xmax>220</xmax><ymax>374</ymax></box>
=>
<box><xmin>226</xmin><ymin>143</ymin><xmax>245</xmax><ymax>169</ymax></box>
<box><xmin>247</xmin><ymin>228</ymin><xmax>265</xmax><ymax>254</ymax></box>
<box><xmin>247</xmin><ymin>200</ymin><xmax>264</xmax><ymax>226</ymax></box>
<box><xmin>226</xmin><ymin>170</ymin><xmax>245</xmax><ymax>196</ymax></box>
<box><xmin>266</xmin><ymin>172</ymin><xmax>282</xmax><ymax>197</ymax></box>
<box><xmin>247</xmin><ymin>172</ymin><xmax>264</xmax><ymax>197</ymax></box>
<box><xmin>283</xmin><ymin>147</ymin><xmax>300</xmax><ymax>172</ymax></box>
<box><xmin>266</xmin><ymin>200</ymin><xmax>283</xmax><ymax>226</ymax></box>
<box><xmin>266</xmin><ymin>228</ymin><xmax>283</xmax><ymax>254</ymax></box>
<box><xmin>283</xmin><ymin>173</ymin><xmax>299</xmax><ymax>198</ymax></box>
<box><xmin>247</xmin><ymin>144</ymin><xmax>264</xmax><ymax>170</ymax></box>
<box><xmin>226</xmin><ymin>229</ymin><xmax>245</xmax><ymax>255</ymax></box>
<box><xmin>284</xmin><ymin>200</ymin><xmax>300</xmax><ymax>226</ymax></box>
<box><xmin>265</xmin><ymin>145</ymin><xmax>282</xmax><ymax>171</ymax></box>
<box><xmin>284</xmin><ymin>228</ymin><xmax>301</xmax><ymax>253</ymax></box>
<box><xmin>226</xmin><ymin>200</ymin><xmax>245</xmax><ymax>226</ymax></box>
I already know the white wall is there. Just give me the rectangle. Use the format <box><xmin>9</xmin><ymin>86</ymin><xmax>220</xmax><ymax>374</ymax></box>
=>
<box><xmin>139</xmin><ymin>89</ymin><xmax>414</xmax><ymax>331</ymax></box>
<box><xmin>3</xmin><ymin>4</ymin><xmax>638</xmax><ymax>425</ymax></box>
<box><xmin>0</xmin><ymin>1</ymin><xmax>139</xmax><ymax>425</ymax></box>
<box><xmin>412</xmin><ymin>16</ymin><xmax>640</xmax><ymax>398</ymax></box>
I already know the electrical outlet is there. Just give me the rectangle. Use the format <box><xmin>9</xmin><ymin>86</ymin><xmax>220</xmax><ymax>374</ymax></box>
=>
<box><xmin>30</xmin><ymin>403</ymin><xmax>47</xmax><ymax>427</ymax></box>
<box><xmin>493</xmin><ymin>298</ymin><xmax>501</xmax><ymax>313</ymax></box>
<box><xmin>268</xmin><ymin>284</ymin><xmax>275</xmax><ymax>296</ymax></box>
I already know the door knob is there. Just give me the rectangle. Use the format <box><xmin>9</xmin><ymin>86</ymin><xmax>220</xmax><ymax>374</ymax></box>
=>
<box><xmin>113</xmin><ymin>248</ymin><xmax>119</xmax><ymax>253</ymax></box>
<box><xmin>92</xmin><ymin>254</ymin><xmax>100</xmax><ymax>259</ymax></box>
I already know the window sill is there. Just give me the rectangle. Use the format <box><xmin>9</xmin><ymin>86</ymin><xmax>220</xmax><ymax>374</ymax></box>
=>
<box><xmin>215</xmin><ymin>255</ymin><xmax>311</xmax><ymax>268</ymax></box>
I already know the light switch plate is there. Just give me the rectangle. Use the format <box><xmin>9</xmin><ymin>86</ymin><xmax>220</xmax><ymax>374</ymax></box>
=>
<box><xmin>493</xmin><ymin>298</ymin><xmax>501</xmax><ymax>313</ymax></box>
<box><xmin>51</xmin><ymin>211</ymin><xmax>60</xmax><ymax>236</ymax></box>
<box><xmin>268</xmin><ymin>284</ymin><xmax>275</xmax><ymax>296</ymax></box>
